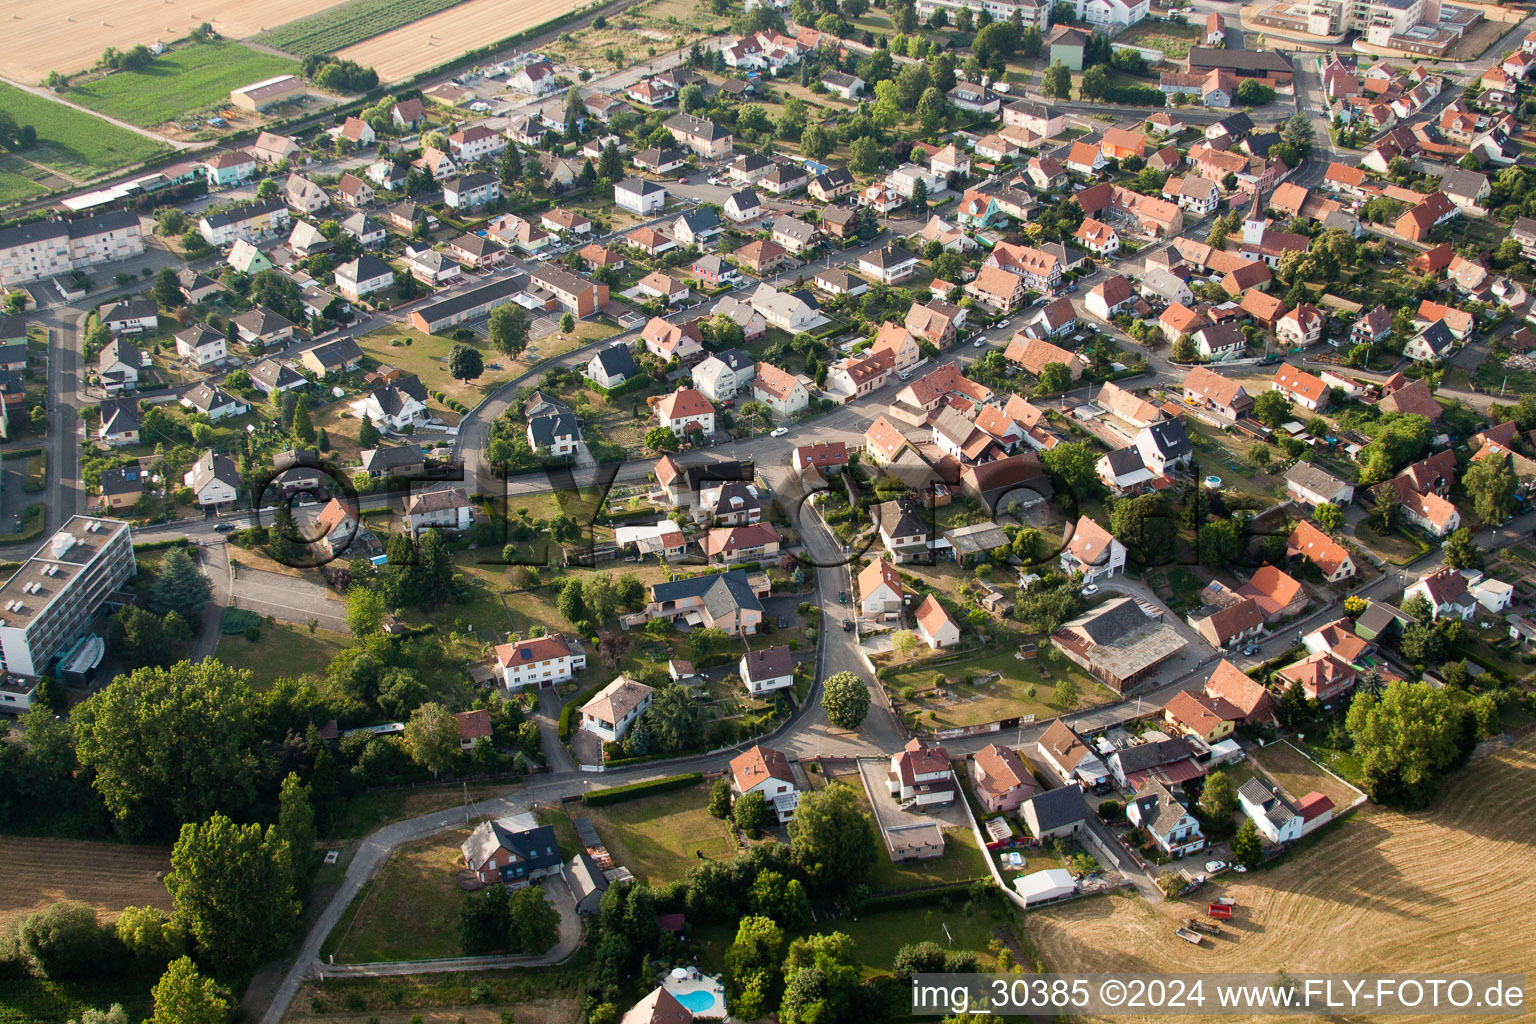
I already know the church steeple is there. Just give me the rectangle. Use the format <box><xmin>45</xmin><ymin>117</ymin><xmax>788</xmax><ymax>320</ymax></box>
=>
<box><xmin>1242</xmin><ymin>188</ymin><xmax>1266</xmax><ymax>246</ymax></box>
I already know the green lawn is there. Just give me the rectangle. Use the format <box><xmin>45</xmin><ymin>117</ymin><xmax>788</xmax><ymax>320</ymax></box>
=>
<box><xmin>0</xmin><ymin>972</ymin><xmax>157</xmax><ymax>1024</ymax></box>
<box><xmin>322</xmin><ymin>826</ymin><xmax>473</xmax><ymax>963</ymax></box>
<box><xmin>0</xmin><ymin>157</ymin><xmax>48</xmax><ymax>202</ymax></box>
<box><xmin>696</xmin><ymin>903</ymin><xmax>1009</xmax><ymax>981</ymax></box>
<box><xmin>0</xmin><ymin>84</ymin><xmax>167</xmax><ymax>177</ymax></box>
<box><xmin>67</xmin><ymin>40</ymin><xmax>299</xmax><ymax>128</ymax></box>
<box><xmin>535</xmin><ymin>806</ymin><xmax>581</xmax><ymax>861</ymax></box>
<box><xmin>579</xmin><ymin>785</ymin><xmax>736</xmax><ymax>885</ymax></box>
<box><xmin>870</xmin><ymin>822</ymin><xmax>990</xmax><ymax>892</ymax></box>
<box><xmin>884</xmin><ymin>646</ymin><xmax>1113</xmax><ymax>729</ymax></box>
<box><xmin>1355</xmin><ymin>521</ymin><xmax>1430</xmax><ymax>566</ymax></box>
<box><xmin>327</xmin><ymin>781</ymin><xmax>519</xmax><ymax>841</ymax></box>
<box><xmin>213</xmin><ymin>621</ymin><xmax>350</xmax><ymax>690</ymax></box>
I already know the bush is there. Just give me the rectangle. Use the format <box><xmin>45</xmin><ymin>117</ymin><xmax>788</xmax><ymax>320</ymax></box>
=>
<box><xmin>581</xmin><ymin>773</ymin><xmax>703</xmax><ymax>805</ymax></box>
<box><xmin>15</xmin><ymin>902</ymin><xmax>107</xmax><ymax>979</ymax></box>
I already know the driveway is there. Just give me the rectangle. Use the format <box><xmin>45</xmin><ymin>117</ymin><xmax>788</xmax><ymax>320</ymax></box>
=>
<box><xmin>228</xmin><ymin>564</ymin><xmax>350</xmax><ymax>633</ymax></box>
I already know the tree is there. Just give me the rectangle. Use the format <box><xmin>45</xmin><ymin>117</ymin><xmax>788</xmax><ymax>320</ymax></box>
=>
<box><xmin>1080</xmin><ymin>64</ymin><xmax>1109</xmax><ymax>100</ymax></box>
<box><xmin>256</xmin><ymin>179</ymin><xmax>278</xmax><ymax>200</ymax></box>
<box><xmin>1347</xmin><ymin>680</ymin><xmax>1469</xmax><ymax>807</ymax></box>
<box><xmin>726</xmin><ymin>916</ymin><xmax>786</xmax><ymax>1018</ymax></box>
<box><xmin>749</xmin><ymin>870</ymin><xmax>811</xmax><ymax>929</ymax></box>
<box><xmin>733</xmin><ymin>789</ymin><xmax>770</xmax><ymax>832</ymax></box>
<box><xmin>149</xmin><ymin>957</ymin><xmax>231</xmax><ymax>1024</ymax></box>
<box><xmin>821</xmin><ymin>670</ymin><xmax>870</xmax><ymax>729</ymax></box>
<box><xmin>1462</xmin><ymin>452</ymin><xmax>1516</xmax><ymax>525</ymax></box>
<box><xmin>1235</xmin><ymin>78</ymin><xmax>1275</xmax><ymax>105</ymax></box>
<box><xmin>849</xmin><ymin>136</ymin><xmax>880</xmax><ymax>175</ymax></box>
<box><xmin>1443</xmin><ymin>527</ymin><xmax>1481</xmax><ymax>570</ymax></box>
<box><xmin>1171</xmin><ymin>334</ymin><xmax>1197</xmax><ymax>362</ymax></box>
<box><xmin>152</xmin><ymin>267</ymin><xmax>182</xmax><ymax>309</ymax></box>
<box><xmin>500</xmin><ymin>144</ymin><xmax>523</xmax><ymax>188</ymax></box>
<box><xmin>646</xmin><ymin>684</ymin><xmax>707</xmax><ymax>753</ymax></box>
<box><xmin>1042</xmin><ymin>61</ymin><xmax>1071</xmax><ymax>99</ymax></box>
<box><xmin>1036</xmin><ymin>361</ymin><xmax>1071</xmax><ymax>395</ymax></box>
<box><xmin>113</xmin><ymin>905</ymin><xmax>186</xmax><ymax>966</ymax></box>
<box><xmin>1277</xmin><ymin>676</ymin><xmax>1309</xmax><ymax>728</ymax></box>
<box><xmin>890</xmin><ymin>629</ymin><xmax>919</xmax><ymax>656</ymax></box>
<box><xmin>489</xmin><ymin>304</ymin><xmax>531</xmax><ymax>357</ymax></box>
<box><xmin>345</xmin><ymin>585</ymin><xmax>387</xmax><ymax>636</ymax></box>
<box><xmin>789</xmin><ymin>782</ymin><xmax>879</xmax><ymax>890</ymax></box>
<box><xmin>1109</xmin><ymin>492</ymin><xmax>1176</xmax><ymax>561</ymax></box>
<box><xmin>404</xmin><ymin>702</ymin><xmax>460</xmax><ymax>777</ymax></box>
<box><xmin>291</xmin><ymin>397</ymin><xmax>315</xmax><ymax>444</ymax></box>
<box><xmin>1198</xmin><ymin>517</ymin><xmax>1239</xmax><ymax>568</ymax></box>
<box><xmin>149</xmin><ymin>547</ymin><xmax>210</xmax><ymax>618</ymax></box>
<box><xmin>679</xmin><ymin>83</ymin><xmax>706</xmax><ymax>112</ymax></box>
<box><xmin>598</xmin><ymin>140</ymin><xmax>624</xmax><ymax>181</ymax></box>
<box><xmin>166</xmin><ymin>813</ymin><xmax>298</xmax><ymax>972</ymax></box>
<box><xmin>1370</xmin><ymin>485</ymin><xmax>1399</xmax><ymax>532</ymax></box>
<box><xmin>1281</xmin><ymin>112</ymin><xmax>1314</xmax><ymax>154</ymax></box>
<box><xmin>1231</xmin><ymin>817</ymin><xmax>1263</xmax><ymax>868</ymax></box>
<box><xmin>1042</xmin><ymin>441</ymin><xmax>1100</xmax><ymax>498</ymax></box>
<box><xmin>644</xmin><ymin>425</ymin><xmax>679</xmax><ymax>452</ymax></box>
<box><xmin>560</xmin><ymin>312</ymin><xmax>575</xmax><ymax>333</ymax></box>
<box><xmin>460</xmin><ymin>885</ymin><xmax>508</xmax><ymax>954</ymax></box>
<box><xmin>557</xmin><ymin>577</ymin><xmax>587</xmax><ymax>623</ymax></box>
<box><xmin>916</xmin><ymin>86</ymin><xmax>946</xmax><ymax>133</ymax></box>
<box><xmin>1054</xmin><ymin>674</ymin><xmax>1080</xmax><ymax>711</ymax></box>
<box><xmin>1251</xmin><ymin>389</ymin><xmax>1290</xmax><ymax>427</ymax></box>
<box><xmin>358</xmin><ymin>415</ymin><xmax>380</xmax><ymax>448</ymax></box>
<box><xmin>506</xmin><ymin>885</ymin><xmax>560</xmax><ymax>953</ymax></box>
<box><xmin>72</xmin><ymin>660</ymin><xmax>256</xmax><ymax>837</ymax></box>
<box><xmin>709</xmin><ymin>777</ymin><xmax>732</xmax><ymax>818</ymax></box>
<box><xmin>1313</xmin><ymin>502</ymin><xmax>1343</xmax><ymax>532</ymax></box>
<box><xmin>893</xmin><ymin>941</ymin><xmax>948</xmax><ymax>984</ymax></box>
<box><xmin>449</xmin><ymin>343</ymin><xmax>484</xmax><ymax>381</ymax></box>
<box><xmin>909</xmin><ymin>177</ymin><xmax>928</xmax><ymax>216</ymax></box>
<box><xmin>15</xmin><ymin>902</ymin><xmax>107</xmax><ymax>978</ymax></box>
<box><xmin>1197</xmin><ymin>769</ymin><xmax>1236</xmax><ymax>832</ymax></box>
<box><xmin>801</xmin><ymin>123</ymin><xmax>834</xmax><ymax>161</ymax></box>
<box><xmin>276</xmin><ymin>773</ymin><xmax>317</xmax><ymax>887</ymax></box>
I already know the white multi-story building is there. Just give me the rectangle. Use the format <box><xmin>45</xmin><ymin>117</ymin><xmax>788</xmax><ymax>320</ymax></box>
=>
<box><xmin>580</xmin><ymin>676</ymin><xmax>653</xmax><ymax>742</ymax></box>
<box><xmin>0</xmin><ymin>211</ymin><xmax>144</xmax><ymax>288</ymax></box>
<box><xmin>494</xmin><ymin>632</ymin><xmax>587</xmax><ymax>689</ymax></box>
<box><xmin>914</xmin><ymin>0</ymin><xmax>1050</xmax><ymax>29</ymax></box>
<box><xmin>1069</xmin><ymin>0</ymin><xmax>1150</xmax><ymax>30</ymax></box>
<box><xmin>0</xmin><ymin>517</ymin><xmax>135</xmax><ymax>680</ymax></box>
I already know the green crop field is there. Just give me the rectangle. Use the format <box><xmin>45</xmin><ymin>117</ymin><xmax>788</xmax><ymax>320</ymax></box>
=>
<box><xmin>67</xmin><ymin>40</ymin><xmax>299</xmax><ymax>128</ymax></box>
<box><xmin>255</xmin><ymin>0</ymin><xmax>473</xmax><ymax>57</ymax></box>
<box><xmin>0</xmin><ymin>84</ymin><xmax>167</xmax><ymax>180</ymax></box>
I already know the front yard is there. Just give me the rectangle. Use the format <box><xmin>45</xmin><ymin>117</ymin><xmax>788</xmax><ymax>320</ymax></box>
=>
<box><xmin>883</xmin><ymin>645</ymin><xmax>1115</xmax><ymax>731</ymax></box>
<box><xmin>573</xmin><ymin>785</ymin><xmax>737</xmax><ymax>885</ymax></box>
<box><xmin>320</xmin><ymin>826</ymin><xmax>475</xmax><ymax>963</ymax></box>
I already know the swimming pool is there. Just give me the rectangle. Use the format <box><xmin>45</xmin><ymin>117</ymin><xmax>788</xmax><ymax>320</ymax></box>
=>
<box><xmin>672</xmin><ymin>990</ymin><xmax>720</xmax><ymax>1014</ymax></box>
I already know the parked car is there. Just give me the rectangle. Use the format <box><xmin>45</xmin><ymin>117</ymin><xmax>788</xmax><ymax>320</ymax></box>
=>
<box><xmin>973</xmin><ymin>338</ymin><xmax>985</xmax><ymax>347</ymax></box>
<box><xmin>838</xmin><ymin>591</ymin><xmax>847</xmax><ymax>603</ymax></box>
<box><xmin>214</xmin><ymin>523</ymin><xmax>235</xmax><ymax>533</ymax></box>
<box><xmin>770</xmin><ymin>426</ymin><xmax>788</xmax><ymax>437</ymax></box>
<box><xmin>842</xmin><ymin>619</ymin><xmax>853</xmax><ymax>631</ymax></box>
<box><xmin>1205</xmin><ymin>860</ymin><xmax>1228</xmax><ymax>874</ymax></box>
<box><xmin>1082</xmin><ymin>583</ymin><xmax>1099</xmax><ymax>595</ymax></box>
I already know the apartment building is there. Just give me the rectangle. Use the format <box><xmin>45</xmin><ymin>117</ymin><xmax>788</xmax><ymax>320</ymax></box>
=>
<box><xmin>0</xmin><ymin>211</ymin><xmax>144</xmax><ymax>287</ymax></box>
<box><xmin>0</xmin><ymin>517</ymin><xmax>135</xmax><ymax>679</ymax></box>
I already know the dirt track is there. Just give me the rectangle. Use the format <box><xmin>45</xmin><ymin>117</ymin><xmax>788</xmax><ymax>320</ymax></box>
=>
<box><xmin>1025</xmin><ymin>737</ymin><xmax>1536</xmax><ymax>1024</ymax></box>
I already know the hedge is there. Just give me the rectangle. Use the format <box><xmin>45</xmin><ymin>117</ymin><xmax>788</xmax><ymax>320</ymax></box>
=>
<box><xmin>581</xmin><ymin>772</ymin><xmax>703</xmax><ymax>805</ymax></box>
<box><xmin>583</xmin><ymin>373</ymin><xmax>651</xmax><ymax>400</ymax></box>
<box><xmin>861</xmin><ymin>880</ymin><xmax>985</xmax><ymax>910</ymax></box>
<box><xmin>560</xmin><ymin>680</ymin><xmax>609</xmax><ymax>740</ymax></box>
<box><xmin>132</xmin><ymin>537</ymin><xmax>191</xmax><ymax>553</ymax></box>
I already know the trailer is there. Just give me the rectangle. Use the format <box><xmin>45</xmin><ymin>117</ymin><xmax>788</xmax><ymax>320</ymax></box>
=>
<box><xmin>1186</xmin><ymin>917</ymin><xmax>1222</xmax><ymax>935</ymax></box>
<box><xmin>1207</xmin><ymin>903</ymin><xmax>1233</xmax><ymax>920</ymax></box>
<box><xmin>1174</xmin><ymin>927</ymin><xmax>1204</xmax><ymax>944</ymax></box>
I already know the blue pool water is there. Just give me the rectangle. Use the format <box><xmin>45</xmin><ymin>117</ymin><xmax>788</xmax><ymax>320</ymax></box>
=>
<box><xmin>672</xmin><ymin>990</ymin><xmax>719</xmax><ymax>1014</ymax></box>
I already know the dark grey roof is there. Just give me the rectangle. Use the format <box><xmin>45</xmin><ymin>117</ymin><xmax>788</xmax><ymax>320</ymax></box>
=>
<box><xmin>863</xmin><ymin>244</ymin><xmax>916</xmax><ymax>269</ymax></box>
<box><xmin>1073</xmin><ymin>597</ymin><xmax>1152</xmax><ymax>645</ymax></box>
<box><xmin>411</xmin><ymin>274</ymin><xmax>526</xmax><ymax>324</ymax></box>
<box><xmin>529</xmin><ymin>411</ymin><xmax>580</xmax><ymax>447</ymax></box>
<box><xmin>664</xmin><ymin>113</ymin><xmax>731</xmax><ymax>141</ymax></box>
<box><xmin>875</xmin><ymin>498</ymin><xmax>927</xmax><ymax>539</ymax></box>
<box><xmin>1210</xmin><ymin>111</ymin><xmax>1257</xmax><ymax>135</ymax></box>
<box><xmin>101</xmin><ymin>297</ymin><xmax>157</xmax><ymax>323</ymax></box>
<box><xmin>249</xmin><ymin>358</ymin><xmax>303</xmax><ymax>390</ymax></box>
<box><xmin>360</xmin><ymin>444</ymin><xmax>426</xmax><ymax>474</ymax></box>
<box><xmin>0</xmin><ymin>210</ymin><xmax>137</xmax><ymax>249</ymax></box>
<box><xmin>99</xmin><ymin>464</ymin><xmax>143</xmax><ymax>496</ymax></box>
<box><xmin>1190</xmin><ymin>48</ymin><xmax>1290</xmax><ymax>74</ymax></box>
<box><xmin>233</xmin><ymin>306</ymin><xmax>296</xmax><ymax>335</ymax></box>
<box><xmin>715</xmin><ymin>348</ymin><xmax>754</xmax><ymax>372</ymax></box>
<box><xmin>0</xmin><ymin>315</ymin><xmax>27</xmax><ymax>340</ymax></box>
<box><xmin>1112</xmin><ymin>737</ymin><xmax>1196</xmax><ymax>774</ymax></box>
<box><xmin>677</xmin><ymin>207</ymin><xmax>720</xmax><ymax>234</ymax></box>
<box><xmin>1142</xmin><ymin>420</ymin><xmax>1192</xmax><ymax>460</ymax></box>
<box><xmin>1243</xmin><ymin>131</ymin><xmax>1281</xmax><ymax>157</ymax></box>
<box><xmin>1238</xmin><ymin>776</ymin><xmax>1298</xmax><ymax>828</ymax></box>
<box><xmin>1027</xmin><ymin>784</ymin><xmax>1088</xmax><ymax>831</ymax></box>
<box><xmin>183</xmin><ymin>382</ymin><xmax>242</xmax><ymax>413</ymax></box>
<box><xmin>1102</xmin><ymin>446</ymin><xmax>1146</xmax><ymax>476</ymax></box>
<box><xmin>649</xmin><ymin>568</ymin><xmax>763</xmax><ymax>618</ymax></box>
<box><xmin>726</xmin><ymin>188</ymin><xmax>761</xmax><ymax>210</ymax></box>
<box><xmin>1415</xmin><ymin>319</ymin><xmax>1455</xmax><ymax>354</ymax></box>
<box><xmin>201</xmin><ymin>198</ymin><xmax>286</xmax><ymax>229</ymax></box>
<box><xmin>98</xmin><ymin>398</ymin><xmax>141</xmax><ymax>432</ymax></box>
<box><xmin>307</xmin><ymin>336</ymin><xmax>364</xmax><ymax>368</ymax></box>
<box><xmin>813</xmin><ymin>167</ymin><xmax>853</xmax><ymax>191</ymax></box>
<box><xmin>450</xmin><ymin>171</ymin><xmax>498</xmax><ymax>192</ymax></box>
<box><xmin>592</xmin><ymin>344</ymin><xmax>638</xmax><ymax>379</ymax></box>
<box><xmin>98</xmin><ymin>338</ymin><xmax>142</xmax><ymax>373</ymax></box>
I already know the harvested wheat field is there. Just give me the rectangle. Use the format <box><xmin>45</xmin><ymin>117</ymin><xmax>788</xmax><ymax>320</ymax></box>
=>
<box><xmin>0</xmin><ymin>0</ymin><xmax>328</xmax><ymax>83</ymax></box>
<box><xmin>0</xmin><ymin>836</ymin><xmax>173</xmax><ymax>932</ymax></box>
<box><xmin>335</xmin><ymin>0</ymin><xmax>584</xmax><ymax>82</ymax></box>
<box><xmin>1026</xmin><ymin>737</ymin><xmax>1536</xmax><ymax>1024</ymax></box>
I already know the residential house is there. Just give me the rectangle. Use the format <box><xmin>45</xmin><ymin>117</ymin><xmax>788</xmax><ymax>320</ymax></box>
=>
<box><xmin>691</xmin><ymin>349</ymin><xmax>755</xmax><ymax>402</ymax></box>
<box><xmin>1021</xmin><ymin>784</ymin><xmax>1089</xmax><ymax>840</ymax></box>
<box><xmin>1285</xmin><ymin>462</ymin><xmax>1354</xmax><ymax>507</ymax></box>
<box><xmin>751</xmin><ymin>362</ymin><xmax>809</xmax><ymax>416</ymax></box>
<box><xmin>184</xmin><ymin>450</ymin><xmax>240</xmax><ymax>508</ymax></box>
<box><xmin>704</xmin><ymin>521</ymin><xmax>780</xmax><ymax>565</ymax></box>
<box><xmin>615</xmin><ymin>178</ymin><xmax>666</xmax><ymax>214</ymax></box>
<box><xmin>739</xmin><ymin>645</ymin><xmax>794</xmax><ymax>696</ymax></box>
<box><xmin>730</xmin><ymin>745</ymin><xmax>800</xmax><ymax>822</ymax></box>
<box><xmin>460</xmin><ymin>818</ymin><xmax>561</xmax><ymax>886</ymax></box>
<box><xmin>402</xmin><ymin>487</ymin><xmax>473</xmax><ymax>535</ymax></box>
<box><xmin>1163</xmin><ymin>689</ymin><xmax>1243</xmax><ymax>744</ymax></box>
<box><xmin>300</xmin><ymin>336</ymin><xmax>363</xmax><ymax>376</ymax></box>
<box><xmin>656</xmin><ymin>387</ymin><xmax>716</xmax><ymax>438</ymax></box>
<box><xmin>1127</xmin><ymin>780</ymin><xmax>1205</xmax><ymax>857</ymax></box>
<box><xmin>1238</xmin><ymin>778</ymin><xmax>1303</xmax><ymax>844</ymax></box>
<box><xmin>970</xmin><ymin>743</ymin><xmax>1038</xmax><ymax>814</ymax></box>
<box><xmin>1204</xmin><ymin>658</ymin><xmax>1275</xmax><ymax>724</ymax></box>
<box><xmin>580</xmin><ymin>676</ymin><xmax>653</xmax><ymax>743</ymax></box>
<box><xmin>1287</xmin><ymin>520</ymin><xmax>1357</xmax><ymax>582</ymax></box>
<box><xmin>173</xmin><ymin>325</ymin><xmax>227</xmax><ymax>368</ymax></box>
<box><xmin>858</xmin><ymin>245</ymin><xmax>920</xmax><ymax>285</ymax></box>
<box><xmin>1060</xmin><ymin>515</ymin><xmax>1126</xmax><ymax>584</ymax></box>
<box><xmin>914</xmin><ymin>594</ymin><xmax>962</xmax><ymax>649</ymax></box>
<box><xmin>643</xmin><ymin>569</ymin><xmax>764</xmax><ymax>635</ymax></box>
<box><xmin>858</xmin><ymin>557</ymin><xmax>904</xmax><ymax>617</ymax></box>
<box><xmin>1271</xmin><ymin>363</ymin><xmax>1329</xmax><ymax>411</ymax></box>
<box><xmin>889</xmin><ymin>738</ymin><xmax>955</xmax><ymax>807</ymax></box>
<box><xmin>97</xmin><ymin>339</ymin><xmax>141</xmax><ymax>394</ymax></box>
